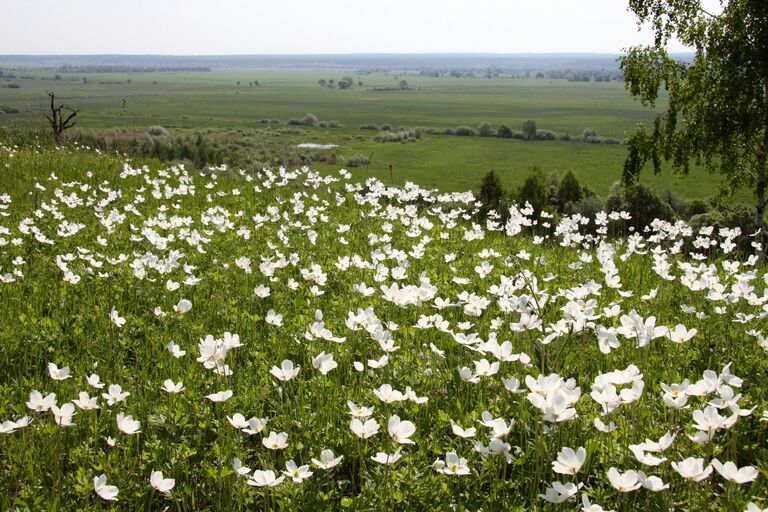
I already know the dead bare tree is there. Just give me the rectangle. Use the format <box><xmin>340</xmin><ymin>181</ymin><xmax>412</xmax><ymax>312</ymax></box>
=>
<box><xmin>46</xmin><ymin>92</ymin><xmax>78</xmax><ymax>145</ymax></box>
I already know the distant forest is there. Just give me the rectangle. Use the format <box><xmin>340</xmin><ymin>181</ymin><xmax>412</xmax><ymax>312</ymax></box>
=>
<box><xmin>0</xmin><ymin>53</ymin><xmax>693</xmax><ymax>75</ymax></box>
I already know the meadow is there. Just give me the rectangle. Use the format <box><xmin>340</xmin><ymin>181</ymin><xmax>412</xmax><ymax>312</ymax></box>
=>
<box><xmin>0</xmin><ymin>67</ymin><xmax>743</xmax><ymax>200</ymax></box>
<box><xmin>0</xmin><ymin>142</ymin><xmax>766</xmax><ymax>511</ymax></box>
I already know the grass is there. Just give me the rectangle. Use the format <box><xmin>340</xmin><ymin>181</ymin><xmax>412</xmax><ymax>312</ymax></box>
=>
<box><xmin>0</xmin><ymin>142</ymin><xmax>765</xmax><ymax>510</ymax></box>
<box><xmin>0</xmin><ymin>67</ymin><xmax>748</xmax><ymax>202</ymax></box>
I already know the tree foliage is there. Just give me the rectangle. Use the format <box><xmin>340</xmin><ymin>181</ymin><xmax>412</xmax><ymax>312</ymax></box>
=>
<box><xmin>620</xmin><ymin>0</ymin><xmax>768</xmax><ymax>257</ymax></box>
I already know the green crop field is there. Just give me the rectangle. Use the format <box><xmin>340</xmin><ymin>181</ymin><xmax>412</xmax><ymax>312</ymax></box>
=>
<box><xmin>0</xmin><ymin>67</ymin><xmax>745</xmax><ymax>200</ymax></box>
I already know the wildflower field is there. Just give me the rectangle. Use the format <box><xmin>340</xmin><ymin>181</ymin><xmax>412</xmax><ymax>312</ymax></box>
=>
<box><xmin>0</xmin><ymin>143</ymin><xmax>766</xmax><ymax>511</ymax></box>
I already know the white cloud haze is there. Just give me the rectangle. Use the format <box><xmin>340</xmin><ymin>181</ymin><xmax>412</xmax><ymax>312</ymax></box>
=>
<box><xmin>1</xmin><ymin>0</ymin><xmax>712</xmax><ymax>55</ymax></box>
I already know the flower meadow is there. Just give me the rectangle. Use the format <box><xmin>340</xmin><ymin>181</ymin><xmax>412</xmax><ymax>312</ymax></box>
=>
<box><xmin>0</xmin><ymin>143</ymin><xmax>767</xmax><ymax>511</ymax></box>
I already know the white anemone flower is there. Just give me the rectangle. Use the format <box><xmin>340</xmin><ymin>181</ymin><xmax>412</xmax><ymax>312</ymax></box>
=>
<box><xmin>94</xmin><ymin>474</ymin><xmax>119</xmax><ymax>501</ymax></box>
<box><xmin>270</xmin><ymin>360</ymin><xmax>300</xmax><ymax>381</ymax></box>
<box><xmin>150</xmin><ymin>470</ymin><xmax>175</xmax><ymax>495</ymax></box>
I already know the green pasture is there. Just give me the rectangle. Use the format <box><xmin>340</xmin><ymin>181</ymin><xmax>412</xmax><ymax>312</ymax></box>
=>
<box><xmin>0</xmin><ymin>68</ymin><xmax>746</xmax><ymax>200</ymax></box>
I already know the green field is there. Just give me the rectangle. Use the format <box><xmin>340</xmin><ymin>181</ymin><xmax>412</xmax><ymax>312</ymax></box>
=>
<box><xmin>0</xmin><ymin>67</ymin><xmax>742</xmax><ymax>199</ymax></box>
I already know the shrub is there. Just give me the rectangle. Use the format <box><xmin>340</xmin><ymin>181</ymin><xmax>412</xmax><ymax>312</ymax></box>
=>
<box><xmin>380</xmin><ymin>123</ymin><xmax>392</xmax><ymax>131</ymax></box>
<box><xmin>346</xmin><ymin>154</ymin><xmax>370</xmax><ymax>167</ymax></box>
<box><xmin>496</xmin><ymin>124</ymin><xmax>513</xmax><ymax>138</ymax></box>
<box><xmin>535</xmin><ymin>130</ymin><xmax>558</xmax><ymax>141</ymax></box>
<box><xmin>607</xmin><ymin>182</ymin><xmax>676</xmax><ymax>231</ymax></box>
<box><xmin>373</xmin><ymin>130</ymin><xmax>419</xmax><ymax>143</ymax></box>
<box><xmin>359</xmin><ymin>123</ymin><xmax>379</xmax><ymax>131</ymax></box>
<box><xmin>455</xmin><ymin>126</ymin><xmax>476</xmax><ymax>136</ymax></box>
<box><xmin>147</xmin><ymin>125</ymin><xmax>169</xmax><ymax>138</ymax></box>
<box><xmin>301</xmin><ymin>113</ymin><xmax>319</xmax><ymax>126</ymax></box>
<box><xmin>477</xmin><ymin>122</ymin><xmax>493</xmax><ymax>137</ymax></box>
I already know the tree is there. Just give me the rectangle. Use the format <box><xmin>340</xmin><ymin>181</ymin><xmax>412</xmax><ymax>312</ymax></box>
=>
<box><xmin>620</xmin><ymin>0</ymin><xmax>768</xmax><ymax>259</ymax></box>
<box><xmin>46</xmin><ymin>92</ymin><xmax>78</xmax><ymax>145</ymax></box>
<box><xmin>522</xmin><ymin>120</ymin><xmax>537</xmax><ymax>140</ymax></box>
<box><xmin>318</xmin><ymin>79</ymin><xmax>326</xmax><ymax>87</ymax></box>
<box><xmin>557</xmin><ymin>170</ymin><xmax>582</xmax><ymax>211</ymax></box>
<box><xmin>518</xmin><ymin>166</ymin><xmax>549</xmax><ymax>216</ymax></box>
<box><xmin>477</xmin><ymin>170</ymin><xmax>505</xmax><ymax>220</ymax></box>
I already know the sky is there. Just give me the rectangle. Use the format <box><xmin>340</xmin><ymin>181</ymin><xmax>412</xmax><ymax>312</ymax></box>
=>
<box><xmin>1</xmin><ymin>0</ymin><xmax>712</xmax><ymax>55</ymax></box>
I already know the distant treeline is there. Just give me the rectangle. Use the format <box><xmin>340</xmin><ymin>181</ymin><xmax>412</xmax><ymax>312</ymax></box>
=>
<box><xmin>418</xmin><ymin>67</ymin><xmax>623</xmax><ymax>82</ymax></box>
<box><xmin>52</xmin><ymin>65</ymin><xmax>211</xmax><ymax>73</ymax></box>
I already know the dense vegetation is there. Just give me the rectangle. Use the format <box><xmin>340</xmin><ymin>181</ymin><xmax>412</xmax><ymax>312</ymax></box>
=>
<box><xmin>0</xmin><ymin>140</ymin><xmax>766</xmax><ymax>510</ymax></box>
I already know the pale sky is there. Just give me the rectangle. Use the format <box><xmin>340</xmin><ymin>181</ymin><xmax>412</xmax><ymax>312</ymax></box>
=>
<box><xmin>1</xmin><ymin>0</ymin><xmax>709</xmax><ymax>55</ymax></box>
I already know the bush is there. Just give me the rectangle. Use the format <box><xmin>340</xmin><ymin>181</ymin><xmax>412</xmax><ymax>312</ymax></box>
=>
<box><xmin>380</xmin><ymin>123</ymin><xmax>392</xmax><ymax>131</ymax></box>
<box><xmin>373</xmin><ymin>129</ymin><xmax>419</xmax><ymax>143</ymax></box>
<box><xmin>686</xmin><ymin>199</ymin><xmax>710</xmax><ymax>218</ymax></box>
<box><xmin>477</xmin><ymin>122</ymin><xmax>493</xmax><ymax>137</ymax></box>
<box><xmin>147</xmin><ymin>125</ymin><xmax>169</xmax><ymax>137</ymax></box>
<box><xmin>455</xmin><ymin>126</ymin><xmax>476</xmax><ymax>136</ymax></box>
<box><xmin>301</xmin><ymin>113</ymin><xmax>319</xmax><ymax>126</ymax></box>
<box><xmin>359</xmin><ymin>124</ymin><xmax>380</xmax><ymax>131</ymax></box>
<box><xmin>606</xmin><ymin>182</ymin><xmax>676</xmax><ymax>231</ymax></box>
<box><xmin>6</xmin><ymin>83</ymin><xmax>21</xmax><ymax>89</ymax></box>
<box><xmin>346</xmin><ymin>154</ymin><xmax>370</xmax><ymax>167</ymax></box>
<box><xmin>581</xmin><ymin>128</ymin><xmax>598</xmax><ymax>141</ymax></box>
<box><xmin>496</xmin><ymin>124</ymin><xmax>513</xmax><ymax>138</ymax></box>
<box><xmin>535</xmin><ymin>130</ymin><xmax>558</xmax><ymax>141</ymax></box>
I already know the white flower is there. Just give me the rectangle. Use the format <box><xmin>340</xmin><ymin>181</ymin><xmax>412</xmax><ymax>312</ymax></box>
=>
<box><xmin>373</xmin><ymin>384</ymin><xmax>404</xmax><ymax>403</ymax></box>
<box><xmin>270</xmin><ymin>360</ymin><xmax>300</xmax><ymax>381</ymax></box>
<box><xmin>247</xmin><ymin>470</ymin><xmax>284</xmax><ymax>487</ymax></box>
<box><xmin>312</xmin><ymin>352</ymin><xmax>338</xmax><ymax>375</ymax></box>
<box><xmin>672</xmin><ymin>457</ymin><xmax>712</xmax><ymax>481</ymax></box>
<box><xmin>161</xmin><ymin>379</ymin><xmax>185</xmax><ymax>394</ymax></box>
<box><xmin>94</xmin><ymin>474</ymin><xmax>119</xmax><ymax>501</ymax></box>
<box><xmin>48</xmin><ymin>363</ymin><xmax>71</xmax><ymax>381</ymax></box>
<box><xmin>283</xmin><ymin>460</ymin><xmax>313</xmax><ymax>483</ymax></box>
<box><xmin>51</xmin><ymin>403</ymin><xmax>76</xmax><ymax>426</ymax></box>
<box><xmin>150</xmin><ymin>470</ymin><xmax>175</xmax><ymax>495</ymax></box>
<box><xmin>539</xmin><ymin>481</ymin><xmax>581</xmax><ymax>503</ymax></box>
<box><xmin>173</xmin><ymin>299</ymin><xmax>192</xmax><ymax>314</ymax></box>
<box><xmin>552</xmin><ymin>446</ymin><xmax>586</xmax><ymax>475</ymax></box>
<box><xmin>86</xmin><ymin>373</ymin><xmax>105</xmax><ymax>389</ymax></box>
<box><xmin>606</xmin><ymin>468</ymin><xmax>641</xmax><ymax>492</ymax></box>
<box><xmin>262</xmin><ymin>431</ymin><xmax>288</xmax><ymax>450</ymax></box>
<box><xmin>116</xmin><ymin>412</ymin><xmax>141</xmax><ymax>435</ymax></box>
<box><xmin>433</xmin><ymin>451</ymin><xmax>471</xmax><ymax>475</ymax></box>
<box><xmin>711</xmin><ymin>459</ymin><xmax>758</xmax><ymax>484</ymax></box>
<box><xmin>451</xmin><ymin>420</ymin><xmax>476</xmax><ymax>438</ymax></box>
<box><xmin>26</xmin><ymin>390</ymin><xmax>56</xmax><ymax>412</ymax></box>
<box><xmin>110</xmin><ymin>307</ymin><xmax>126</xmax><ymax>327</ymax></box>
<box><xmin>205</xmin><ymin>390</ymin><xmax>233</xmax><ymax>402</ymax></box>
<box><xmin>102</xmin><ymin>384</ymin><xmax>130</xmax><ymax>406</ymax></box>
<box><xmin>347</xmin><ymin>401</ymin><xmax>374</xmax><ymax>418</ymax></box>
<box><xmin>72</xmin><ymin>391</ymin><xmax>99</xmax><ymax>410</ymax></box>
<box><xmin>232</xmin><ymin>458</ymin><xmax>251</xmax><ymax>476</ymax></box>
<box><xmin>312</xmin><ymin>449</ymin><xmax>343</xmax><ymax>469</ymax></box>
<box><xmin>637</xmin><ymin>471</ymin><xmax>669</xmax><ymax>492</ymax></box>
<box><xmin>167</xmin><ymin>340</ymin><xmax>186</xmax><ymax>358</ymax></box>
<box><xmin>350</xmin><ymin>418</ymin><xmax>380</xmax><ymax>439</ymax></box>
<box><xmin>387</xmin><ymin>415</ymin><xmax>416</xmax><ymax>444</ymax></box>
<box><xmin>371</xmin><ymin>448</ymin><xmax>402</xmax><ymax>465</ymax></box>
<box><xmin>265</xmin><ymin>309</ymin><xmax>283</xmax><ymax>326</ymax></box>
